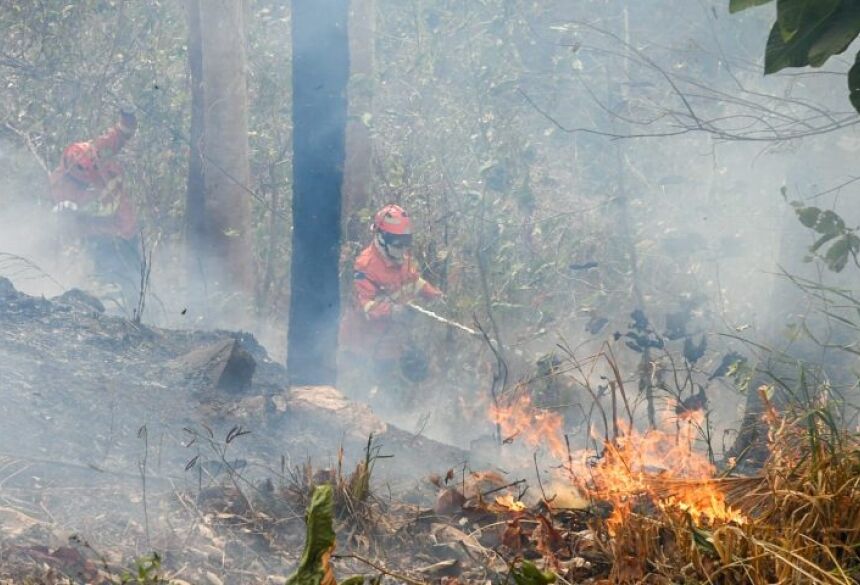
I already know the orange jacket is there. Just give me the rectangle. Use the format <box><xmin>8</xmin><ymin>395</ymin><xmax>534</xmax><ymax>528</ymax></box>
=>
<box><xmin>340</xmin><ymin>242</ymin><xmax>442</xmax><ymax>359</ymax></box>
<box><xmin>49</xmin><ymin>123</ymin><xmax>138</xmax><ymax>240</ymax></box>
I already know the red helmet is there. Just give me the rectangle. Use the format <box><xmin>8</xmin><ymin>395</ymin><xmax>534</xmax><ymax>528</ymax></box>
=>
<box><xmin>62</xmin><ymin>142</ymin><xmax>100</xmax><ymax>184</ymax></box>
<box><xmin>373</xmin><ymin>204</ymin><xmax>412</xmax><ymax>236</ymax></box>
<box><xmin>372</xmin><ymin>204</ymin><xmax>413</xmax><ymax>257</ymax></box>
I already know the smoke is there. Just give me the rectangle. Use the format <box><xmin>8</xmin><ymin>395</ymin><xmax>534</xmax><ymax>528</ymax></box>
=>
<box><xmin>3</xmin><ymin>4</ymin><xmax>860</xmax><ymax>580</ymax></box>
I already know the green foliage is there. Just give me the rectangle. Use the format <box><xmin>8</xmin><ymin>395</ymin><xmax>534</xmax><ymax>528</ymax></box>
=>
<box><xmin>850</xmin><ymin>52</ymin><xmax>860</xmax><ymax>111</ymax></box>
<box><xmin>119</xmin><ymin>553</ymin><xmax>166</xmax><ymax>585</ymax></box>
<box><xmin>510</xmin><ymin>560</ymin><xmax>557</xmax><ymax>585</ymax></box>
<box><xmin>789</xmin><ymin>201</ymin><xmax>860</xmax><ymax>272</ymax></box>
<box><xmin>286</xmin><ymin>485</ymin><xmax>337</xmax><ymax>585</ymax></box>
<box><xmin>730</xmin><ymin>0</ymin><xmax>860</xmax><ymax>112</ymax></box>
<box><xmin>686</xmin><ymin>514</ymin><xmax>718</xmax><ymax>557</ymax></box>
<box><xmin>729</xmin><ymin>0</ymin><xmax>774</xmax><ymax>14</ymax></box>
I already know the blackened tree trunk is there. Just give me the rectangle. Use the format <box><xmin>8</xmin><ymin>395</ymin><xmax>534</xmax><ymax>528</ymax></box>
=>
<box><xmin>287</xmin><ymin>0</ymin><xmax>349</xmax><ymax>386</ymax></box>
<box><xmin>184</xmin><ymin>0</ymin><xmax>206</xmax><ymax>278</ymax></box>
<box><xmin>197</xmin><ymin>0</ymin><xmax>254</xmax><ymax>314</ymax></box>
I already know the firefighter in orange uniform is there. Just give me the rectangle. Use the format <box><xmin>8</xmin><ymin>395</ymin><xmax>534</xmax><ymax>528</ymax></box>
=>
<box><xmin>50</xmin><ymin>108</ymin><xmax>140</xmax><ymax>306</ymax></box>
<box><xmin>340</xmin><ymin>204</ymin><xmax>442</xmax><ymax>403</ymax></box>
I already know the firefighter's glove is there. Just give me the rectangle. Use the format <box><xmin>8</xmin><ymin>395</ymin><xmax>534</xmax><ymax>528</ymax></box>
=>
<box><xmin>52</xmin><ymin>200</ymin><xmax>79</xmax><ymax>214</ymax></box>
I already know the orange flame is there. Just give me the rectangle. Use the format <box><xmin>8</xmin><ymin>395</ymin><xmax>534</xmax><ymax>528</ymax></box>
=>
<box><xmin>489</xmin><ymin>393</ymin><xmax>567</xmax><ymax>459</ymax></box>
<box><xmin>488</xmin><ymin>397</ymin><xmax>744</xmax><ymax>526</ymax></box>
<box><xmin>583</xmin><ymin>421</ymin><xmax>745</xmax><ymax>527</ymax></box>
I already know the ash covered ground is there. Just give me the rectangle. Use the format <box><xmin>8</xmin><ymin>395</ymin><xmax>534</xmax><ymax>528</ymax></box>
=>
<box><xmin>0</xmin><ymin>276</ymin><xmax>473</xmax><ymax>582</ymax></box>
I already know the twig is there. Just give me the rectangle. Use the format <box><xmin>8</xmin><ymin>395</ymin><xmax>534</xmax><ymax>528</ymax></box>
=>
<box><xmin>533</xmin><ymin>452</ymin><xmax>552</xmax><ymax>514</ymax></box>
<box><xmin>3</xmin><ymin>122</ymin><xmax>49</xmax><ymax>175</ymax></box>
<box><xmin>332</xmin><ymin>553</ymin><xmax>428</xmax><ymax>585</ymax></box>
<box><xmin>137</xmin><ymin>424</ymin><xmax>151</xmax><ymax>550</ymax></box>
<box><xmin>481</xmin><ymin>479</ymin><xmax>527</xmax><ymax>499</ymax></box>
<box><xmin>475</xmin><ymin>319</ymin><xmax>506</xmax><ymax>444</ymax></box>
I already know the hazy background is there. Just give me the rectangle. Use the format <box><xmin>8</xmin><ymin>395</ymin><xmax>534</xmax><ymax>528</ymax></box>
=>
<box><xmin>1</xmin><ymin>0</ymin><xmax>859</xmax><ymax>461</ymax></box>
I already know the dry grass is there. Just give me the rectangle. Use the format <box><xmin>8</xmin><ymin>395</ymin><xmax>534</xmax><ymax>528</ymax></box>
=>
<box><xmin>592</xmin><ymin>391</ymin><xmax>860</xmax><ymax>584</ymax></box>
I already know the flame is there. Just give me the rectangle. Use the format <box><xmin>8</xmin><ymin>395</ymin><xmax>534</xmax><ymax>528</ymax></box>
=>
<box><xmin>583</xmin><ymin>421</ymin><xmax>745</xmax><ymax>527</ymax></box>
<box><xmin>488</xmin><ymin>396</ymin><xmax>744</xmax><ymax>527</ymax></box>
<box><xmin>489</xmin><ymin>393</ymin><xmax>567</xmax><ymax>459</ymax></box>
<box><xmin>494</xmin><ymin>494</ymin><xmax>527</xmax><ymax>512</ymax></box>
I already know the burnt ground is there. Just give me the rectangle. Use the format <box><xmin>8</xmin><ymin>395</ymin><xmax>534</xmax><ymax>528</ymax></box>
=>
<box><xmin>0</xmin><ymin>277</ymin><xmax>475</xmax><ymax>583</ymax></box>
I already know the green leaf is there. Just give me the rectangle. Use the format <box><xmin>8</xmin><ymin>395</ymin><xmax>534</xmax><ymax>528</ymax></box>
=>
<box><xmin>339</xmin><ymin>577</ymin><xmax>366</xmax><ymax>585</ymax></box>
<box><xmin>287</xmin><ymin>485</ymin><xmax>337</xmax><ymax>585</ymax></box>
<box><xmin>777</xmin><ymin>0</ymin><xmax>806</xmax><ymax>41</ymax></box>
<box><xmin>777</xmin><ymin>0</ymin><xmax>839</xmax><ymax>43</ymax></box>
<box><xmin>813</xmin><ymin>209</ymin><xmax>846</xmax><ymax>235</ymax></box>
<box><xmin>729</xmin><ymin>0</ymin><xmax>774</xmax><ymax>13</ymax></box>
<box><xmin>687</xmin><ymin>514</ymin><xmax>719</xmax><ymax>556</ymax></box>
<box><xmin>810</xmin><ymin>232</ymin><xmax>838</xmax><ymax>252</ymax></box>
<box><xmin>765</xmin><ymin>1</ymin><xmax>852</xmax><ymax>73</ymax></box>
<box><xmin>824</xmin><ymin>234</ymin><xmax>860</xmax><ymax>272</ymax></box>
<box><xmin>511</xmin><ymin>561</ymin><xmax>557</xmax><ymax>585</ymax></box>
<box><xmin>808</xmin><ymin>5</ymin><xmax>860</xmax><ymax>66</ymax></box>
<box><xmin>849</xmin><ymin>50</ymin><xmax>860</xmax><ymax>113</ymax></box>
<box><xmin>795</xmin><ymin>206</ymin><xmax>821</xmax><ymax>228</ymax></box>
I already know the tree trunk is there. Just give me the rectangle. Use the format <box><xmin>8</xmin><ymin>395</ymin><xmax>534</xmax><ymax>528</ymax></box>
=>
<box><xmin>287</xmin><ymin>0</ymin><xmax>349</xmax><ymax>386</ymax></box>
<box><xmin>184</xmin><ymin>0</ymin><xmax>206</xmax><ymax>285</ymax></box>
<box><xmin>342</xmin><ymin>0</ymin><xmax>375</xmax><ymax>242</ymax></box>
<box><xmin>197</xmin><ymin>0</ymin><xmax>254</xmax><ymax>314</ymax></box>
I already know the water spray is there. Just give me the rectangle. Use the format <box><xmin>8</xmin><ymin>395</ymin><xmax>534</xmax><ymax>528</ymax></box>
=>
<box><xmin>406</xmin><ymin>302</ymin><xmax>503</xmax><ymax>355</ymax></box>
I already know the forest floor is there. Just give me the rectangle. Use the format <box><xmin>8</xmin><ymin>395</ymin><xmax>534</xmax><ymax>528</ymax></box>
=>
<box><xmin>0</xmin><ymin>277</ymin><xmax>857</xmax><ymax>585</ymax></box>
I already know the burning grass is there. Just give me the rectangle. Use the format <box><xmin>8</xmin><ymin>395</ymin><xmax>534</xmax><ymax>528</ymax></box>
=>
<box><xmin>487</xmin><ymin>385</ymin><xmax>860</xmax><ymax>584</ymax></box>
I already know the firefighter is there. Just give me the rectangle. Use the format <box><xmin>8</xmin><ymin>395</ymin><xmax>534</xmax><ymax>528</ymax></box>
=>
<box><xmin>339</xmin><ymin>204</ymin><xmax>443</xmax><ymax>404</ymax></box>
<box><xmin>49</xmin><ymin>108</ymin><xmax>140</xmax><ymax>309</ymax></box>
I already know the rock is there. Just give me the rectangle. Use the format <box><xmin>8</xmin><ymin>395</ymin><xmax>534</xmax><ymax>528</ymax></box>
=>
<box><xmin>286</xmin><ymin>385</ymin><xmax>387</xmax><ymax>438</ymax></box>
<box><xmin>172</xmin><ymin>338</ymin><xmax>256</xmax><ymax>394</ymax></box>
<box><xmin>51</xmin><ymin>288</ymin><xmax>105</xmax><ymax>314</ymax></box>
<box><xmin>0</xmin><ymin>277</ymin><xmax>17</xmax><ymax>299</ymax></box>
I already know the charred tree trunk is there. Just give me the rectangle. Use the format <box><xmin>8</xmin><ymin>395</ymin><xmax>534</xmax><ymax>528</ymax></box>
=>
<box><xmin>342</xmin><ymin>0</ymin><xmax>375</xmax><ymax>242</ymax></box>
<box><xmin>184</xmin><ymin>0</ymin><xmax>206</xmax><ymax>281</ymax></box>
<box><xmin>287</xmin><ymin>0</ymin><xmax>349</xmax><ymax>386</ymax></box>
<box><xmin>197</xmin><ymin>0</ymin><xmax>254</xmax><ymax>313</ymax></box>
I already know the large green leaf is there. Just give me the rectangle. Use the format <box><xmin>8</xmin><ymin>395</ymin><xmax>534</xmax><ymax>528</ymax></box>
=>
<box><xmin>849</xmin><ymin>50</ymin><xmax>860</xmax><ymax>113</ymax></box>
<box><xmin>777</xmin><ymin>0</ymin><xmax>840</xmax><ymax>42</ymax></box>
<box><xmin>808</xmin><ymin>5</ymin><xmax>860</xmax><ymax>66</ymax></box>
<box><xmin>765</xmin><ymin>1</ymin><xmax>857</xmax><ymax>73</ymax></box>
<box><xmin>287</xmin><ymin>485</ymin><xmax>337</xmax><ymax>585</ymax></box>
<box><xmin>729</xmin><ymin>0</ymin><xmax>774</xmax><ymax>13</ymax></box>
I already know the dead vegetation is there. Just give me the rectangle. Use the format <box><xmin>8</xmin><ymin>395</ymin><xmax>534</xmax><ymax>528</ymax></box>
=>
<box><xmin>163</xmin><ymin>385</ymin><xmax>859</xmax><ymax>585</ymax></box>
